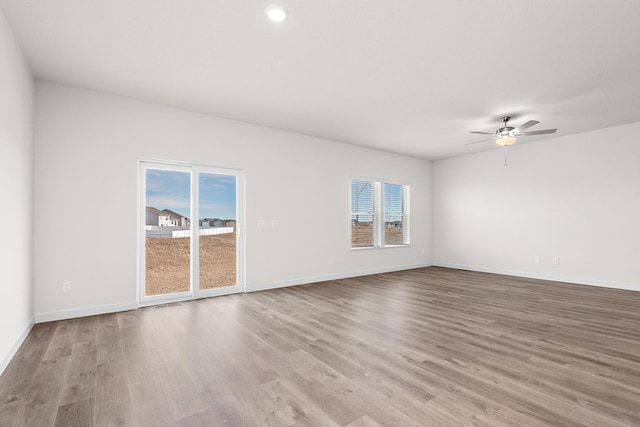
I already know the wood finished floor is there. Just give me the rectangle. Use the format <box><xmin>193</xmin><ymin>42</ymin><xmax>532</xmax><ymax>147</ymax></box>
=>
<box><xmin>1</xmin><ymin>267</ymin><xmax>640</xmax><ymax>426</ymax></box>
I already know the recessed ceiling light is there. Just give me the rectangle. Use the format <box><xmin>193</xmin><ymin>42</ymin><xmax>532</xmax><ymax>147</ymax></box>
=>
<box><xmin>265</xmin><ymin>5</ymin><xmax>288</xmax><ymax>22</ymax></box>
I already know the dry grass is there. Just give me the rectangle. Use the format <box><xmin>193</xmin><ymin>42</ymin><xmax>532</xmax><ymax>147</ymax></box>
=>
<box><xmin>351</xmin><ymin>225</ymin><xmax>403</xmax><ymax>247</ymax></box>
<box><xmin>351</xmin><ymin>224</ymin><xmax>374</xmax><ymax>247</ymax></box>
<box><xmin>146</xmin><ymin>227</ymin><xmax>402</xmax><ymax>296</ymax></box>
<box><xmin>384</xmin><ymin>227</ymin><xmax>404</xmax><ymax>245</ymax></box>
<box><xmin>145</xmin><ymin>233</ymin><xmax>236</xmax><ymax>296</ymax></box>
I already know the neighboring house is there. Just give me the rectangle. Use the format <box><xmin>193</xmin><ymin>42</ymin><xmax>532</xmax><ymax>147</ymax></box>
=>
<box><xmin>199</xmin><ymin>218</ymin><xmax>216</xmax><ymax>227</ymax></box>
<box><xmin>146</xmin><ymin>207</ymin><xmax>171</xmax><ymax>226</ymax></box>
<box><xmin>146</xmin><ymin>207</ymin><xmax>189</xmax><ymax>227</ymax></box>
<box><xmin>198</xmin><ymin>218</ymin><xmax>235</xmax><ymax>228</ymax></box>
<box><xmin>162</xmin><ymin>209</ymin><xmax>189</xmax><ymax>227</ymax></box>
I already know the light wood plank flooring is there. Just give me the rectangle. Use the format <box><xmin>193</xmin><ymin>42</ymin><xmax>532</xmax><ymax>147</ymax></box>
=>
<box><xmin>1</xmin><ymin>267</ymin><xmax>640</xmax><ymax>426</ymax></box>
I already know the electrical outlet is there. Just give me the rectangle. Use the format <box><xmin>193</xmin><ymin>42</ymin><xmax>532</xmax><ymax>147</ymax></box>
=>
<box><xmin>553</xmin><ymin>257</ymin><xmax>560</xmax><ymax>265</ymax></box>
<box><xmin>329</xmin><ymin>256</ymin><xmax>335</xmax><ymax>264</ymax></box>
<box><xmin>62</xmin><ymin>281</ymin><xmax>71</xmax><ymax>292</ymax></box>
<box><xmin>535</xmin><ymin>256</ymin><xmax>541</xmax><ymax>264</ymax></box>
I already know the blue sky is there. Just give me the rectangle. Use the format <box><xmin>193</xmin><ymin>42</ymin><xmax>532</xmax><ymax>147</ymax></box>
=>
<box><xmin>146</xmin><ymin>169</ymin><xmax>236</xmax><ymax>220</ymax></box>
<box><xmin>199</xmin><ymin>173</ymin><xmax>237</xmax><ymax>220</ymax></box>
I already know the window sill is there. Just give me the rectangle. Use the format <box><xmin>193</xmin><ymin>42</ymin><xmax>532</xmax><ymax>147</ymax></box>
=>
<box><xmin>351</xmin><ymin>244</ymin><xmax>411</xmax><ymax>251</ymax></box>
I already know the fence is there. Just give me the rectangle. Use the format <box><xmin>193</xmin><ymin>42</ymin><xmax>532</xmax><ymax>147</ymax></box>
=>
<box><xmin>171</xmin><ymin>227</ymin><xmax>234</xmax><ymax>238</ymax></box>
<box><xmin>145</xmin><ymin>226</ymin><xmax>234</xmax><ymax>238</ymax></box>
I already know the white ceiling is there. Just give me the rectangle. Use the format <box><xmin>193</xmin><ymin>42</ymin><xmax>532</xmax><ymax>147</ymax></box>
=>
<box><xmin>2</xmin><ymin>1</ymin><xmax>640</xmax><ymax>160</ymax></box>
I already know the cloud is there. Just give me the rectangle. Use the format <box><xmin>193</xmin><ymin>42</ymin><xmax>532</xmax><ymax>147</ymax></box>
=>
<box><xmin>145</xmin><ymin>169</ymin><xmax>236</xmax><ymax>219</ymax></box>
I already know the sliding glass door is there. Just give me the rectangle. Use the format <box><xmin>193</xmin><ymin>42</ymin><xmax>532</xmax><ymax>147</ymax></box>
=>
<box><xmin>198</xmin><ymin>172</ymin><xmax>238</xmax><ymax>290</ymax></box>
<box><xmin>143</xmin><ymin>165</ymin><xmax>192</xmax><ymax>299</ymax></box>
<box><xmin>139</xmin><ymin>161</ymin><xmax>243</xmax><ymax>304</ymax></box>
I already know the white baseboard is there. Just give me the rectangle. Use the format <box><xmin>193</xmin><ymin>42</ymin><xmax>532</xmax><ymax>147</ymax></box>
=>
<box><xmin>0</xmin><ymin>316</ymin><xmax>35</xmax><ymax>377</ymax></box>
<box><xmin>433</xmin><ymin>262</ymin><xmax>640</xmax><ymax>292</ymax></box>
<box><xmin>34</xmin><ymin>264</ymin><xmax>432</xmax><ymax>321</ymax></box>
<box><xmin>246</xmin><ymin>262</ymin><xmax>433</xmax><ymax>293</ymax></box>
<box><xmin>35</xmin><ymin>301</ymin><xmax>138</xmax><ymax>323</ymax></box>
<box><xmin>30</xmin><ymin>262</ymin><xmax>636</xmax><ymax>323</ymax></box>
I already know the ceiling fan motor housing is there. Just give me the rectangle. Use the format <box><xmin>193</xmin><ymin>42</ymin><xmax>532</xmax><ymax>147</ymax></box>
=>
<box><xmin>497</xmin><ymin>126</ymin><xmax>515</xmax><ymax>136</ymax></box>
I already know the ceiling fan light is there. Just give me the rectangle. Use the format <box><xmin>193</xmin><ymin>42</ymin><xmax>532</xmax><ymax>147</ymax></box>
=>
<box><xmin>496</xmin><ymin>136</ymin><xmax>516</xmax><ymax>146</ymax></box>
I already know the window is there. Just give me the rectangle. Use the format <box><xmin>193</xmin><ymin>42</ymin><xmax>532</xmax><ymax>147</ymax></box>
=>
<box><xmin>351</xmin><ymin>179</ymin><xmax>409</xmax><ymax>248</ymax></box>
<box><xmin>351</xmin><ymin>180</ymin><xmax>375</xmax><ymax>247</ymax></box>
<box><xmin>384</xmin><ymin>183</ymin><xmax>405</xmax><ymax>245</ymax></box>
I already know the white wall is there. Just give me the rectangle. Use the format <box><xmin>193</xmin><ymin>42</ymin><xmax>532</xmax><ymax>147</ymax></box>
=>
<box><xmin>0</xmin><ymin>9</ymin><xmax>34</xmax><ymax>373</ymax></box>
<box><xmin>433</xmin><ymin>123</ymin><xmax>640</xmax><ymax>290</ymax></box>
<box><xmin>34</xmin><ymin>82</ymin><xmax>432</xmax><ymax>319</ymax></box>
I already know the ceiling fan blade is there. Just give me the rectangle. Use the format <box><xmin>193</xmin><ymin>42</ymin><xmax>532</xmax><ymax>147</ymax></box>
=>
<box><xmin>470</xmin><ymin>131</ymin><xmax>494</xmax><ymax>135</ymax></box>
<box><xmin>513</xmin><ymin>120</ymin><xmax>539</xmax><ymax>133</ymax></box>
<box><xmin>520</xmin><ymin>129</ymin><xmax>557</xmax><ymax>136</ymax></box>
<box><xmin>464</xmin><ymin>138</ymin><xmax>492</xmax><ymax>145</ymax></box>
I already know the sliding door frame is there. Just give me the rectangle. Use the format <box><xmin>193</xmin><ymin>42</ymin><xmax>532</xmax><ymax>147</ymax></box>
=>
<box><xmin>137</xmin><ymin>159</ymin><xmax>245</xmax><ymax>306</ymax></box>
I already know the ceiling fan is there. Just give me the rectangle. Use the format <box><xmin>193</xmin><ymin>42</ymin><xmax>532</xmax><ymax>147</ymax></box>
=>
<box><xmin>466</xmin><ymin>116</ymin><xmax>557</xmax><ymax>146</ymax></box>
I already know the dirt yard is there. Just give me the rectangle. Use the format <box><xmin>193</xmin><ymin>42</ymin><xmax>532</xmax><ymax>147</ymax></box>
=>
<box><xmin>146</xmin><ymin>227</ymin><xmax>402</xmax><ymax>296</ymax></box>
<box><xmin>352</xmin><ymin>225</ymin><xmax>403</xmax><ymax>247</ymax></box>
<box><xmin>145</xmin><ymin>233</ymin><xmax>237</xmax><ymax>296</ymax></box>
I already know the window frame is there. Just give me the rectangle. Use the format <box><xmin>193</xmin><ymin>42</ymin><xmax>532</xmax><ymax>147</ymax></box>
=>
<box><xmin>350</xmin><ymin>178</ymin><xmax>410</xmax><ymax>249</ymax></box>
